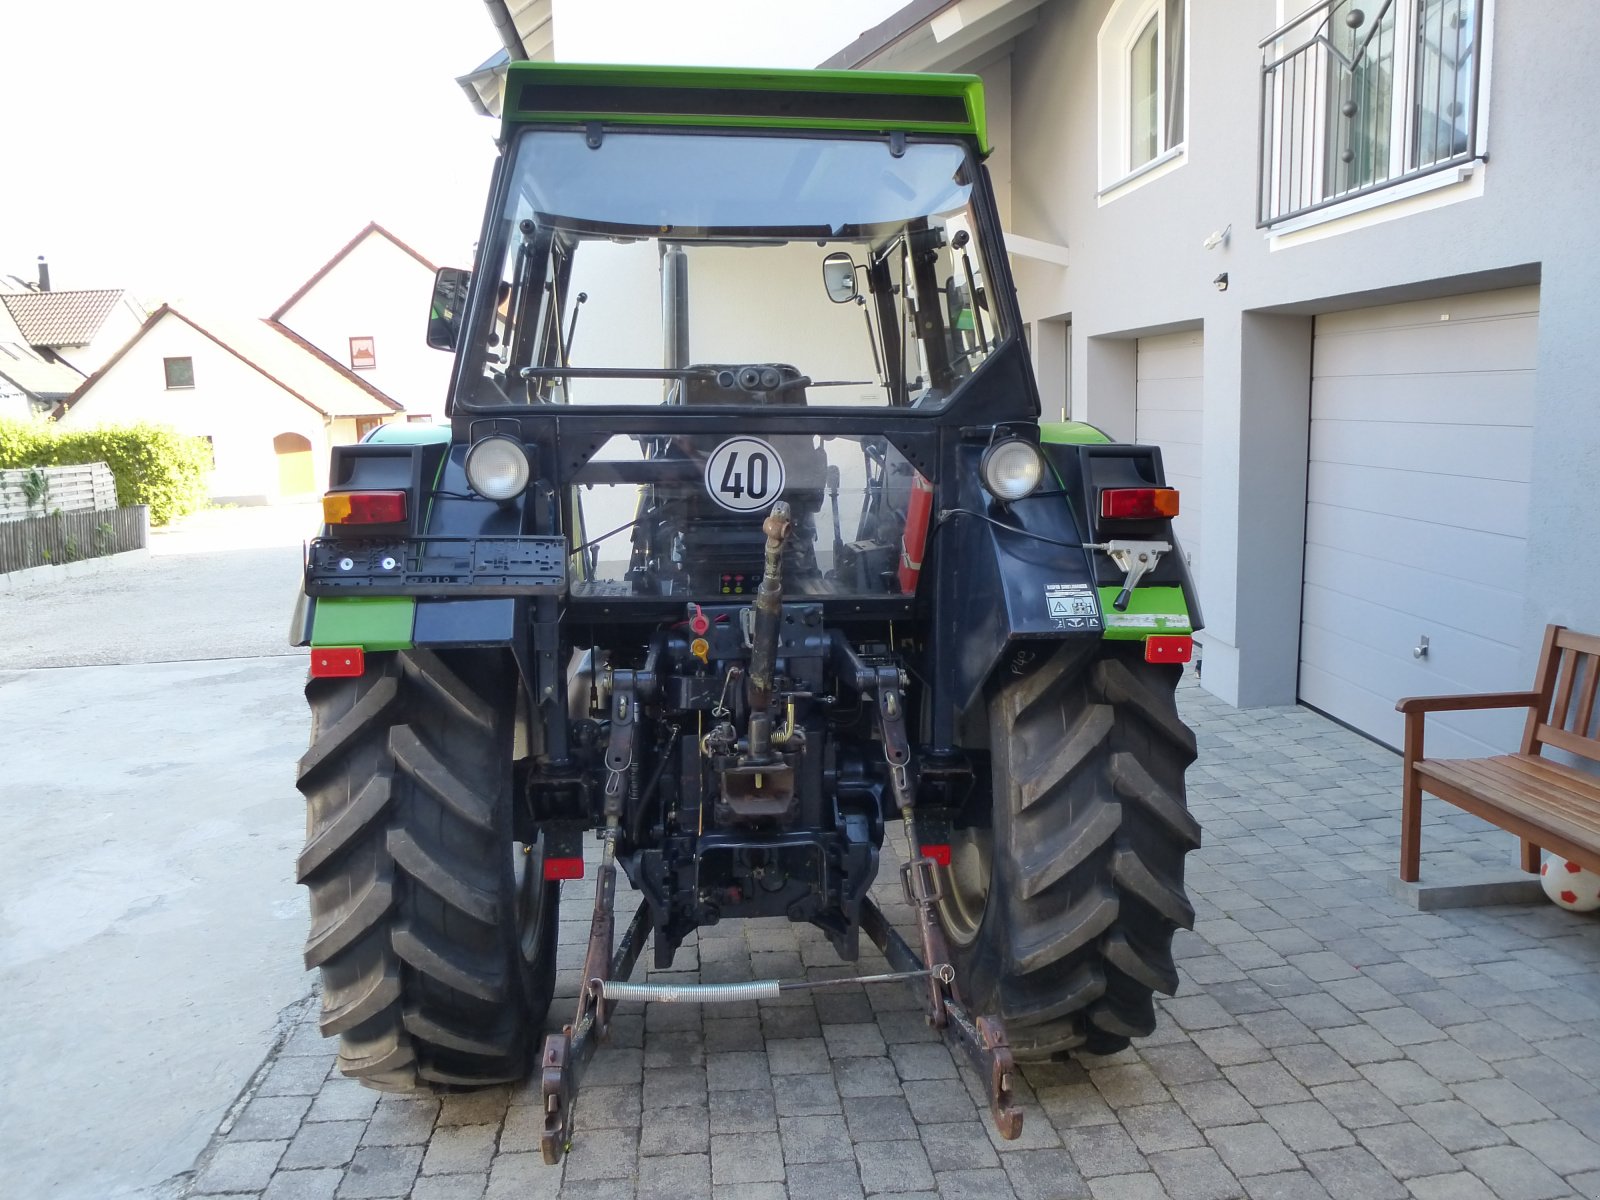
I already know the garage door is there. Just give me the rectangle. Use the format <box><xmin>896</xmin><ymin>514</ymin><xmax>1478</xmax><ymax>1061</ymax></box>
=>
<box><xmin>1299</xmin><ymin>286</ymin><xmax>1539</xmax><ymax>758</ymax></box>
<box><xmin>1135</xmin><ymin>330</ymin><xmax>1203</xmax><ymax>578</ymax></box>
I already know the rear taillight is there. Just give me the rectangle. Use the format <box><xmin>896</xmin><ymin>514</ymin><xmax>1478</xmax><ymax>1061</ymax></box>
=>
<box><xmin>1100</xmin><ymin>488</ymin><xmax>1180</xmax><ymax>520</ymax></box>
<box><xmin>310</xmin><ymin>647</ymin><xmax>365</xmax><ymax>677</ymax></box>
<box><xmin>323</xmin><ymin>490</ymin><xmax>407</xmax><ymax>525</ymax></box>
<box><xmin>1144</xmin><ymin>635</ymin><xmax>1193</xmax><ymax>664</ymax></box>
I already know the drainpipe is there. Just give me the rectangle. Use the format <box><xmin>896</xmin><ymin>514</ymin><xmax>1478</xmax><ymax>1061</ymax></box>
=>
<box><xmin>481</xmin><ymin>0</ymin><xmax>528</xmax><ymax>59</ymax></box>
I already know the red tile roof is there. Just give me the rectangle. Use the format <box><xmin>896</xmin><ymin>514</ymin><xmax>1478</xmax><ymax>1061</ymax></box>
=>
<box><xmin>0</xmin><ymin>289</ymin><xmax>127</xmax><ymax>347</ymax></box>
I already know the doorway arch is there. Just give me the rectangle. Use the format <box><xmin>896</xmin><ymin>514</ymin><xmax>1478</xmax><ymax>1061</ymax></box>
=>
<box><xmin>273</xmin><ymin>432</ymin><xmax>315</xmax><ymax>496</ymax></box>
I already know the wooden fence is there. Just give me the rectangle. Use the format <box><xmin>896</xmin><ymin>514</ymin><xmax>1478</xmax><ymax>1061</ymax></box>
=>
<box><xmin>0</xmin><ymin>462</ymin><xmax>118</xmax><ymax>522</ymax></box>
<box><xmin>0</xmin><ymin>505</ymin><xmax>148</xmax><ymax>574</ymax></box>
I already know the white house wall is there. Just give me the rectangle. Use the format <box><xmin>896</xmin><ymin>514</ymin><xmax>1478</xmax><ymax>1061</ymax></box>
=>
<box><xmin>276</xmin><ymin>234</ymin><xmax>453</xmax><ymax>420</ymax></box>
<box><xmin>57</xmin><ymin>315</ymin><xmax>334</xmax><ymax>504</ymax></box>
<box><xmin>954</xmin><ymin>0</ymin><xmax>1599</xmax><ymax>720</ymax></box>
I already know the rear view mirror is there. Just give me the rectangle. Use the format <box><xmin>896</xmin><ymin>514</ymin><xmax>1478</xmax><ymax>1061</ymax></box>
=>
<box><xmin>426</xmin><ymin>267</ymin><xmax>471</xmax><ymax>350</ymax></box>
<box><xmin>822</xmin><ymin>252</ymin><xmax>858</xmax><ymax>304</ymax></box>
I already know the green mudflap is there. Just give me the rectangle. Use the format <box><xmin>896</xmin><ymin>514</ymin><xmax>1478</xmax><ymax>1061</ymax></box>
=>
<box><xmin>310</xmin><ymin>596</ymin><xmax>415</xmax><ymax>650</ymax></box>
<box><xmin>1099</xmin><ymin>586</ymin><xmax>1192</xmax><ymax>640</ymax></box>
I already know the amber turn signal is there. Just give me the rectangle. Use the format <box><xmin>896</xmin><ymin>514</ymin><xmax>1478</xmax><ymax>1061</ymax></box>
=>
<box><xmin>323</xmin><ymin>490</ymin><xmax>407</xmax><ymax>524</ymax></box>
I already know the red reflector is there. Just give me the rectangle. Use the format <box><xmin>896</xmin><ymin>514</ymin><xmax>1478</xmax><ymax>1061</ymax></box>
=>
<box><xmin>921</xmin><ymin>844</ymin><xmax>952</xmax><ymax>867</ymax></box>
<box><xmin>1100</xmin><ymin>488</ymin><xmax>1180</xmax><ymax>520</ymax></box>
<box><xmin>310</xmin><ymin>647</ymin><xmax>365</xmax><ymax>677</ymax></box>
<box><xmin>544</xmin><ymin>857</ymin><xmax>584</xmax><ymax>881</ymax></box>
<box><xmin>324</xmin><ymin>490</ymin><xmax>407</xmax><ymax>525</ymax></box>
<box><xmin>1144</xmin><ymin>635</ymin><xmax>1193</xmax><ymax>664</ymax></box>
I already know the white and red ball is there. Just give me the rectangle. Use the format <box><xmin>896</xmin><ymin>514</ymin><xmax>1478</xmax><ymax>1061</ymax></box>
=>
<box><xmin>1540</xmin><ymin>855</ymin><xmax>1600</xmax><ymax>912</ymax></box>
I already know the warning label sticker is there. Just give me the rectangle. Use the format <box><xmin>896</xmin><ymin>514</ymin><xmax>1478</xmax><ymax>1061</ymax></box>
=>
<box><xmin>1044</xmin><ymin>583</ymin><xmax>1102</xmax><ymax>631</ymax></box>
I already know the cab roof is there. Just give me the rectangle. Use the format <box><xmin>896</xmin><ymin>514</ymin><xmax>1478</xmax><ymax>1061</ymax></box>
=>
<box><xmin>500</xmin><ymin>61</ymin><xmax>988</xmax><ymax>155</ymax></box>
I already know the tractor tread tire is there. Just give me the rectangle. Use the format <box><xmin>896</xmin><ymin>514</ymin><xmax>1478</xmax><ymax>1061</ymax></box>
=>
<box><xmin>296</xmin><ymin>650</ymin><xmax>557</xmax><ymax>1092</ymax></box>
<box><xmin>952</xmin><ymin>642</ymin><xmax>1198</xmax><ymax>1060</ymax></box>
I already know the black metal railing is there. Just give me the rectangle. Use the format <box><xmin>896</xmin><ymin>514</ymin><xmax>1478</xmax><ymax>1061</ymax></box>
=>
<box><xmin>1257</xmin><ymin>0</ymin><xmax>1483</xmax><ymax>227</ymax></box>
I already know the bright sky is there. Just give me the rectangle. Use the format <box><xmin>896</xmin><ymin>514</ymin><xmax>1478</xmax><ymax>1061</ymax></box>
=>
<box><xmin>0</xmin><ymin>0</ymin><xmax>904</xmax><ymax>315</ymax></box>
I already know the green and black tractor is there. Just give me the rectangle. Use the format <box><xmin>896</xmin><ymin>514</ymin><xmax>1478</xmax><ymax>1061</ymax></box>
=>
<box><xmin>292</xmin><ymin>62</ymin><xmax>1200</xmax><ymax>1159</ymax></box>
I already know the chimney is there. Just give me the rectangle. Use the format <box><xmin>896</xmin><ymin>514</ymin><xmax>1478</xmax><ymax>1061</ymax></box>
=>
<box><xmin>36</xmin><ymin>256</ymin><xmax>50</xmax><ymax>291</ymax></box>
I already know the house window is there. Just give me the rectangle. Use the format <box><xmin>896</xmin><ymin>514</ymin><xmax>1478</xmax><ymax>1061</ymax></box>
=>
<box><xmin>1258</xmin><ymin>0</ymin><xmax>1483</xmax><ymax>227</ymax></box>
<box><xmin>355</xmin><ymin>416</ymin><xmax>385</xmax><ymax>440</ymax></box>
<box><xmin>349</xmin><ymin>336</ymin><xmax>377</xmax><ymax>371</ymax></box>
<box><xmin>1099</xmin><ymin>0</ymin><xmax>1188</xmax><ymax>194</ymax></box>
<box><xmin>164</xmin><ymin>357</ymin><xmax>194</xmax><ymax>389</ymax></box>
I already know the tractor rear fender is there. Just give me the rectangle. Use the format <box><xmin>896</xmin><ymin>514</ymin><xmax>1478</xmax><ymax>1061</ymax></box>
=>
<box><xmin>934</xmin><ymin>437</ymin><xmax>1199</xmax><ymax>716</ymax></box>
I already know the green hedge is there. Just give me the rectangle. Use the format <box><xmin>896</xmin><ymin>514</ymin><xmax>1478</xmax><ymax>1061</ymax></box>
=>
<box><xmin>0</xmin><ymin>418</ymin><xmax>211</xmax><ymax>526</ymax></box>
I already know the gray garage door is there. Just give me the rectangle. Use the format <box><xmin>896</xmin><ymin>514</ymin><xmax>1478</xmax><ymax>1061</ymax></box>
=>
<box><xmin>1135</xmin><ymin>330</ymin><xmax>1203</xmax><ymax>579</ymax></box>
<box><xmin>1299</xmin><ymin>286</ymin><xmax>1539</xmax><ymax>757</ymax></box>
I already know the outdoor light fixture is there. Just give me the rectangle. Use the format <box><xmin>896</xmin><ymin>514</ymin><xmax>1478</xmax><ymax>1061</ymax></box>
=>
<box><xmin>1213</xmin><ymin>272</ymin><xmax>1229</xmax><ymax>292</ymax></box>
<box><xmin>464</xmin><ymin>435</ymin><xmax>531</xmax><ymax>500</ymax></box>
<box><xmin>1202</xmin><ymin>224</ymin><xmax>1232</xmax><ymax>250</ymax></box>
<box><xmin>980</xmin><ymin>439</ymin><xmax>1045</xmax><ymax>501</ymax></box>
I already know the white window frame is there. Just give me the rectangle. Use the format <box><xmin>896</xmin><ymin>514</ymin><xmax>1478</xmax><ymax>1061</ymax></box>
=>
<box><xmin>1097</xmin><ymin>0</ymin><xmax>1189</xmax><ymax>202</ymax></box>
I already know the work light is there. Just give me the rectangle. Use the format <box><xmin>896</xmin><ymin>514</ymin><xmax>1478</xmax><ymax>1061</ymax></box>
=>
<box><xmin>465</xmin><ymin>435</ymin><xmax>531</xmax><ymax>501</ymax></box>
<box><xmin>980</xmin><ymin>439</ymin><xmax>1044</xmax><ymax>502</ymax></box>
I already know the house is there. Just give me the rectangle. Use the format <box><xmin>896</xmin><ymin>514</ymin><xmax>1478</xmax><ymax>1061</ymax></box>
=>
<box><xmin>56</xmin><ymin>305</ymin><xmax>402</xmax><ymax>504</ymax></box>
<box><xmin>271</xmin><ymin>223</ymin><xmax>454</xmax><ymax>422</ymax></box>
<box><xmin>823</xmin><ymin>0</ymin><xmax>1597</xmax><ymax>761</ymax></box>
<box><xmin>0</xmin><ymin>266</ymin><xmax>147</xmax><ymax>378</ymax></box>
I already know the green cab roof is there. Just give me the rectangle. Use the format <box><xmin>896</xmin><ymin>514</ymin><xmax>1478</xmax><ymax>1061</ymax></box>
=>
<box><xmin>501</xmin><ymin>61</ymin><xmax>989</xmax><ymax>155</ymax></box>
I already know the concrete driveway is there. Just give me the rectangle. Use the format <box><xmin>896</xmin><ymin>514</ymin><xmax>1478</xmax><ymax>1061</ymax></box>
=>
<box><xmin>0</xmin><ymin>503</ymin><xmax>322</xmax><ymax>1199</ymax></box>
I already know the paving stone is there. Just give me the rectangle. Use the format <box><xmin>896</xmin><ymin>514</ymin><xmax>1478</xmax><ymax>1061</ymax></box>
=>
<box><xmin>775</xmin><ymin>1160</ymin><xmax>860</xmax><ymax>1200</ymax></box>
<box><xmin>482</xmin><ymin>1152</ymin><xmax>564</xmax><ymax>1200</ymax></box>
<box><xmin>919</xmin><ymin>1121</ymin><xmax>1000</xmax><ymax>1172</ymax></box>
<box><xmin>1239</xmin><ymin>1171</ymin><xmax>1333</xmax><ymax>1199</ymax></box>
<box><xmin>844</xmin><ymin>1095</ymin><xmax>919</xmax><ymax>1142</ymax></box>
<box><xmin>1300</xmin><ymin>1146</ymin><xmax>1410</xmax><ymax>1200</ymax></box>
<box><xmin>1351</xmin><ymin>1122</ymin><xmax>1457</xmax><ymax>1179</ymax></box>
<box><xmin>1357</xmin><ymin>1062</ymin><xmax>1451</xmax><ymax>1107</ymax></box>
<box><xmin>1143</xmin><ymin>1043</ymin><xmax>1223</xmax><ymax>1087</ymax></box>
<box><xmin>855</xmin><ymin>1138</ymin><xmax>935</xmax><ymax>1194</ymax></box>
<box><xmin>257</xmin><ymin>1057</ymin><xmax>331</xmax><ymax>1097</ymax></box>
<box><xmin>710</xmin><ymin>1130</ymin><xmax>784</xmax><ymax>1184</ymax></box>
<box><xmin>780</xmin><ymin>1114</ymin><xmax>852</xmax><ymax>1164</ymax></box>
<box><xmin>1270</xmin><ymin>1044</ymin><xmax>1358</xmax><ymax>1087</ymax></box>
<box><xmin>262</xmin><ymin>1168</ymin><xmax>343</xmax><ymax>1200</ymax></box>
<box><xmin>904</xmin><ymin>1078</ymin><xmax>981</xmax><ymax>1124</ymax></box>
<box><xmin>638</xmin><ymin>1153</ymin><xmax>710</xmax><ymax>1200</ymax></box>
<box><xmin>232</xmin><ymin>1095</ymin><xmax>315</xmax><ymax>1141</ymax></box>
<box><xmin>281</xmin><ymin>1120</ymin><xmax>365</xmax><ymax>1170</ymax></box>
<box><xmin>1087</xmin><ymin>1174</ymin><xmax>1171</xmax><ymax>1199</ymax></box>
<box><xmin>1146</xmin><ymin>1147</ymin><xmax>1244</xmax><ymax>1200</ymax></box>
<box><xmin>768</xmin><ymin>1037</ymin><xmax>831</xmax><ymax>1076</ymax></box>
<box><xmin>361</xmin><ymin>1096</ymin><xmax>439</xmax><ymax>1146</ymax></box>
<box><xmin>1450</xmin><ymin>1076</ymin><xmax>1554</xmax><ymax>1126</ymax></box>
<box><xmin>708</xmin><ymin>1087</ymin><xmax>778</xmax><ymax>1134</ymax></box>
<box><xmin>1206</xmin><ymin>1122</ymin><xmax>1298</xmax><ymax>1177</ymax></box>
<box><xmin>1404</xmin><ymin>1098</ymin><xmax>1507</xmax><ymax>1152</ymax></box>
<box><xmin>1120</xmin><ymin>1102</ymin><xmax>1205</xmax><ymax>1154</ymax></box>
<box><xmin>639</xmin><ymin>1104</ymin><xmax>709</xmax><ymax>1157</ymax></box>
<box><xmin>195</xmin><ymin>1140</ymin><xmax>288</xmax><ymax>1194</ymax></box>
<box><xmin>1258</xmin><ymin>1101</ymin><xmax>1352</xmax><ymax>1153</ymax></box>
<box><xmin>1401</xmin><ymin>1174</ymin><xmax>1499</xmax><ymax>1200</ymax></box>
<box><xmin>420</xmin><ymin>1123</ymin><xmax>497</xmax><ymax>1176</ymax></box>
<box><xmin>891</xmin><ymin>1042</ymin><xmax>958</xmax><ymax>1081</ymax></box>
<box><xmin>773</xmin><ymin>1072</ymin><xmax>841</xmax><ymax>1117</ymax></box>
<box><xmin>1063</xmin><ymin>1124</ymin><xmax>1148</xmax><ymax>1178</ymax></box>
<box><xmin>641</xmin><ymin>1065</ymin><xmax>707</xmax><ymax>1110</ymax></box>
<box><xmin>562</xmin><ymin>1128</ymin><xmax>637</xmax><ymax>1182</ymax></box>
<box><xmin>338</xmin><ymin>1144</ymin><xmax>424</xmax><ymax>1198</ymax></box>
<box><xmin>434</xmin><ymin>1090</ymin><xmax>509</xmax><ymax>1127</ymax></box>
<box><xmin>1040</xmin><ymin>1084</ymin><xmax>1119</xmax><ymax>1128</ymax></box>
<box><xmin>934</xmin><ymin>1168</ymin><xmax>1018</xmax><ymax>1199</ymax></box>
<box><xmin>1318</xmin><ymin>1025</ymin><xmax>1403</xmax><ymax>1067</ymax></box>
<box><xmin>1171</xmin><ymin>1080</ymin><xmax>1259</xmax><ymax>1129</ymax></box>
<box><xmin>1504</xmin><ymin>1118</ymin><xmax>1600</xmax><ymax>1174</ymax></box>
<box><xmin>835</xmin><ymin>1055</ymin><xmax>902</xmax><ymax>1098</ymax></box>
<box><xmin>408</xmin><ymin>1175</ymin><xmax>487</xmax><ymax>1200</ymax></box>
<box><xmin>998</xmin><ymin>1147</ymin><xmax>1088</xmax><ymax>1200</ymax></box>
<box><xmin>824</xmin><ymin>1022</ymin><xmax>888</xmax><ymax>1058</ymax></box>
<box><xmin>1454</xmin><ymin>1144</ymin><xmax>1571</xmax><ymax>1200</ymax></box>
<box><xmin>1092</xmin><ymin>1063</ymin><xmax>1172</xmax><ymax>1109</ymax></box>
<box><xmin>1223</xmin><ymin>1062</ymin><xmax>1312</xmax><ymax>1107</ymax></box>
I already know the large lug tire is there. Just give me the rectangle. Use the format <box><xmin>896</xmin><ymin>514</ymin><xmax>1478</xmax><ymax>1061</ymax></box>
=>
<box><xmin>295</xmin><ymin>649</ymin><xmax>559</xmax><ymax>1091</ymax></box>
<box><xmin>939</xmin><ymin>642</ymin><xmax>1200</xmax><ymax>1059</ymax></box>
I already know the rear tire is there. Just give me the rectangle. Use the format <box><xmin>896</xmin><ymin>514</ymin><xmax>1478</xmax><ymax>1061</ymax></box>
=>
<box><xmin>940</xmin><ymin>642</ymin><xmax>1199</xmax><ymax>1059</ymax></box>
<box><xmin>296</xmin><ymin>649</ymin><xmax>559</xmax><ymax>1090</ymax></box>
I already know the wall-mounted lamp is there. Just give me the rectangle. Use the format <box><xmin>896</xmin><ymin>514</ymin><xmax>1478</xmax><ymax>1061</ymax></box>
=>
<box><xmin>1202</xmin><ymin>224</ymin><xmax>1232</xmax><ymax>250</ymax></box>
<box><xmin>1213</xmin><ymin>272</ymin><xmax>1229</xmax><ymax>292</ymax></box>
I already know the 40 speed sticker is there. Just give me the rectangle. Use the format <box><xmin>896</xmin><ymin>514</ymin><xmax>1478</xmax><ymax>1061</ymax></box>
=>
<box><xmin>704</xmin><ymin>436</ymin><xmax>785</xmax><ymax>513</ymax></box>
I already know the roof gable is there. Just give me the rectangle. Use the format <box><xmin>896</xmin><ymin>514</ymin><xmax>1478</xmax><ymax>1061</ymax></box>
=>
<box><xmin>0</xmin><ymin>289</ymin><xmax>127</xmax><ymax>347</ymax></box>
<box><xmin>271</xmin><ymin>222</ymin><xmax>438</xmax><ymax>322</ymax></box>
<box><xmin>59</xmin><ymin>305</ymin><xmax>402</xmax><ymax>419</ymax></box>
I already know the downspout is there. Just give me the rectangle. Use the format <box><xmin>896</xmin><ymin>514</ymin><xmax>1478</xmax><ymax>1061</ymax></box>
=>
<box><xmin>482</xmin><ymin>0</ymin><xmax>528</xmax><ymax>59</ymax></box>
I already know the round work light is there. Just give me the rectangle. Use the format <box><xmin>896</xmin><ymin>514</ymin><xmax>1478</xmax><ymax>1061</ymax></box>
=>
<box><xmin>980</xmin><ymin>439</ymin><xmax>1044</xmax><ymax>502</ymax></box>
<box><xmin>465</xmin><ymin>435</ymin><xmax>531</xmax><ymax>501</ymax></box>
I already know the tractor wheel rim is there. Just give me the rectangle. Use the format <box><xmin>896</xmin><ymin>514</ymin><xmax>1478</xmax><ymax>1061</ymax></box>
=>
<box><xmin>938</xmin><ymin>828</ymin><xmax>991</xmax><ymax>947</ymax></box>
<box><xmin>512</xmin><ymin>836</ymin><xmax>546</xmax><ymax>964</ymax></box>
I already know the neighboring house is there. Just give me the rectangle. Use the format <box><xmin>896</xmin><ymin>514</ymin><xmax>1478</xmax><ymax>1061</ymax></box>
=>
<box><xmin>272</xmin><ymin>222</ymin><xmax>453</xmax><ymax>422</ymax></box>
<box><xmin>825</xmin><ymin>0</ymin><xmax>1596</xmax><ymax>760</ymax></box>
<box><xmin>56</xmin><ymin>305</ymin><xmax>402</xmax><ymax>504</ymax></box>
<box><xmin>0</xmin><ymin>280</ymin><xmax>146</xmax><ymax>377</ymax></box>
<box><xmin>0</xmin><ymin>343</ymin><xmax>83</xmax><ymax>417</ymax></box>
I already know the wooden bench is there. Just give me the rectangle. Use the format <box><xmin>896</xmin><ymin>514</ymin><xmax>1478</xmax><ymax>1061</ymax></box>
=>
<box><xmin>1397</xmin><ymin>624</ymin><xmax>1600</xmax><ymax>883</ymax></box>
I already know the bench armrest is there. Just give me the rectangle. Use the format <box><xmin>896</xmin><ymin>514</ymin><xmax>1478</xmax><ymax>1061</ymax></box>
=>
<box><xmin>1395</xmin><ymin>690</ymin><xmax>1543</xmax><ymax>715</ymax></box>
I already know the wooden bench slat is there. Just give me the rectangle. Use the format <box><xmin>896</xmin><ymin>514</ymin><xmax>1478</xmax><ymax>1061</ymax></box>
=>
<box><xmin>1419</xmin><ymin>759</ymin><xmax>1600</xmax><ymax>850</ymax></box>
<box><xmin>1537</xmin><ymin>724</ymin><xmax>1600</xmax><ymax>765</ymax></box>
<box><xmin>1557</xmin><ymin>629</ymin><xmax>1600</xmax><ymax>658</ymax></box>
<box><xmin>1425</xmin><ymin>758</ymin><xmax>1600</xmax><ymax>823</ymax></box>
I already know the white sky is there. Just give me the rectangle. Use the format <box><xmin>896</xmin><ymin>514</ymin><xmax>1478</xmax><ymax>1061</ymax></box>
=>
<box><xmin>0</xmin><ymin>0</ymin><xmax>905</xmax><ymax>314</ymax></box>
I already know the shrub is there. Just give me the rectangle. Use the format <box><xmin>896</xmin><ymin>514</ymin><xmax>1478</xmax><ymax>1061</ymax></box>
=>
<box><xmin>0</xmin><ymin>417</ymin><xmax>211</xmax><ymax>526</ymax></box>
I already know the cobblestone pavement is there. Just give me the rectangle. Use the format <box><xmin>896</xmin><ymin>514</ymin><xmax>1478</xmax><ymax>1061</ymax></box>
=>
<box><xmin>185</xmin><ymin>679</ymin><xmax>1600</xmax><ymax>1199</ymax></box>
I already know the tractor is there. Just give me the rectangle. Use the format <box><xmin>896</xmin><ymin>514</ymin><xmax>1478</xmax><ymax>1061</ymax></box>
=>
<box><xmin>292</xmin><ymin>62</ymin><xmax>1201</xmax><ymax>1161</ymax></box>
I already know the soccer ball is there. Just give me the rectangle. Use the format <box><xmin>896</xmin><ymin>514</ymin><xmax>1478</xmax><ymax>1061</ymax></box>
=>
<box><xmin>1540</xmin><ymin>856</ymin><xmax>1600</xmax><ymax>912</ymax></box>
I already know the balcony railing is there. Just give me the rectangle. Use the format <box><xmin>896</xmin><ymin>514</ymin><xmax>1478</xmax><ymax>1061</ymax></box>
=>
<box><xmin>1258</xmin><ymin>0</ymin><xmax>1483</xmax><ymax>227</ymax></box>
